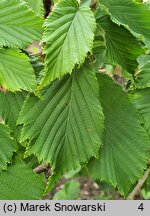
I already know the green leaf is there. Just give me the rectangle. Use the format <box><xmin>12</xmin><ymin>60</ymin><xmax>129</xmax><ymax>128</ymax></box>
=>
<box><xmin>88</xmin><ymin>74</ymin><xmax>150</xmax><ymax>195</ymax></box>
<box><xmin>24</xmin><ymin>0</ymin><xmax>44</xmax><ymax>17</ymax></box>
<box><xmin>100</xmin><ymin>0</ymin><xmax>150</xmax><ymax>46</ymax></box>
<box><xmin>0</xmin><ymin>158</ymin><xmax>45</xmax><ymax>199</ymax></box>
<box><xmin>0</xmin><ymin>0</ymin><xmax>43</xmax><ymax>48</ymax></box>
<box><xmin>93</xmin><ymin>25</ymin><xmax>106</xmax><ymax>71</ymax></box>
<box><xmin>137</xmin><ymin>55</ymin><xmax>150</xmax><ymax>68</ymax></box>
<box><xmin>0</xmin><ymin>49</ymin><xmax>37</xmax><ymax>92</ymax></box>
<box><xmin>0</xmin><ymin>91</ymin><xmax>26</xmax><ymax>129</ymax></box>
<box><xmin>41</xmin><ymin>0</ymin><xmax>96</xmax><ymax>85</ymax></box>
<box><xmin>46</xmin><ymin>171</ymin><xmax>62</xmax><ymax>193</ymax></box>
<box><xmin>81</xmin><ymin>0</ymin><xmax>91</xmax><ymax>7</ymax></box>
<box><xmin>0</xmin><ymin>124</ymin><xmax>17</xmax><ymax>171</ymax></box>
<box><xmin>18</xmin><ymin>63</ymin><xmax>104</xmax><ymax>174</ymax></box>
<box><xmin>29</xmin><ymin>56</ymin><xmax>44</xmax><ymax>80</ymax></box>
<box><xmin>130</xmin><ymin>88</ymin><xmax>150</xmax><ymax>137</ymax></box>
<box><xmin>135</xmin><ymin>55</ymin><xmax>150</xmax><ymax>88</ymax></box>
<box><xmin>0</xmin><ymin>91</ymin><xmax>26</xmax><ymax>139</ymax></box>
<box><xmin>94</xmin><ymin>3</ymin><xmax>109</xmax><ymax>20</ymax></box>
<box><xmin>98</xmin><ymin>16</ymin><xmax>144</xmax><ymax>73</ymax></box>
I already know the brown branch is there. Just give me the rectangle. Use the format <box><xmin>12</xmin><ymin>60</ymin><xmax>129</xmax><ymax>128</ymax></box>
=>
<box><xmin>127</xmin><ymin>167</ymin><xmax>150</xmax><ymax>200</ymax></box>
<box><xmin>33</xmin><ymin>163</ymin><xmax>48</xmax><ymax>174</ymax></box>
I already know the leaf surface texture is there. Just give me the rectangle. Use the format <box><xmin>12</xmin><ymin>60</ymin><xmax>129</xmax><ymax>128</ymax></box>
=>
<box><xmin>0</xmin><ymin>49</ymin><xmax>37</xmax><ymax>92</ymax></box>
<box><xmin>130</xmin><ymin>88</ymin><xmax>150</xmax><ymax>137</ymax></box>
<box><xmin>42</xmin><ymin>0</ymin><xmax>96</xmax><ymax>85</ymax></box>
<box><xmin>98</xmin><ymin>16</ymin><xmax>143</xmax><ymax>73</ymax></box>
<box><xmin>0</xmin><ymin>0</ymin><xmax>43</xmax><ymax>47</ymax></box>
<box><xmin>24</xmin><ymin>0</ymin><xmax>44</xmax><ymax>17</ymax></box>
<box><xmin>0</xmin><ymin>158</ymin><xmax>45</xmax><ymax>199</ymax></box>
<box><xmin>88</xmin><ymin>74</ymin><xmax>150</xmax><ymax>195</ymax></box>
<box><xmin>100</xmin><ymin>0</ymin><xmax>150</xmax><ymax>45</ymax></box>
<box><xmin>18</xmin><ymin>64</ymin><xmax>104</xmax><ymax>173</ymax></box>
<box><xmin>0</xmin><ymin>124</ymin><xmax>17</xmax><ymax>170</ymax></box>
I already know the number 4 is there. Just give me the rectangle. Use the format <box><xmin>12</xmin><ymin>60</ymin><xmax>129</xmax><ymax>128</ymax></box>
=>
<box><xmin>138</xmin><ymin>203</ymin><xmax>144</xmax><ymax>211</ymax></box>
